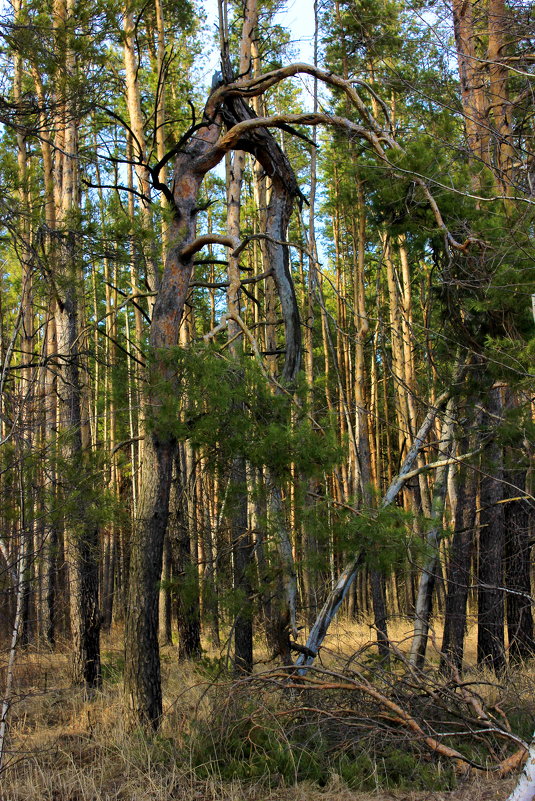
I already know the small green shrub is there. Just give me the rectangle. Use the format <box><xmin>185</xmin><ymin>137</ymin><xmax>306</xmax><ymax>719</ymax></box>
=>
<box><xmin>101</xmin><ymin>652</ymin><xmax>125</xmax><ymax>684</ymax></box>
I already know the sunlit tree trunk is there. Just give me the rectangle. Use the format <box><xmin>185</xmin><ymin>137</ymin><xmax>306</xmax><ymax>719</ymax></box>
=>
<box><xmin>52</xmin><ymin>0</ymin><xmax>101</xmax><ymax>688</ymax></box>
<box><xmin>123</xmin><ymin>4</ymin><xmax>159</xmax><ymax>312</ymax></box>
<box><xmin>409</xmin><ymin>397</ymin><xmax>456</xmax><ymax>667</ymax></box>
<box><xmin>13</xmin><ymin>0</ymin><xmax>35</xmax><ymax>646</ymax></box>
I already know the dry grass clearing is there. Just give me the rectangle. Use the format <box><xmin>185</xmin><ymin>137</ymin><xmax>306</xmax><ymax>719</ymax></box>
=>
<box><xmin>0</xmin><ymin>620</ymin><xmax>530</xmax><ymax>801</ymax></box>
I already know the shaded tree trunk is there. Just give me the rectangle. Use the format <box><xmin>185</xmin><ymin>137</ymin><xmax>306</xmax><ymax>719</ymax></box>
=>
<box><xmin>477</xmin><ymin>384</ymin><xmax>506</xmax><ymax>673</ymax></box>
<box><xmin>440</xmin><ymin>428</ymin><xmax>479</xmax><ymax>674</ymax></box>
<box><xmin>171</xmin><ymin>448</ymin><xmax>201</xmax><ymax>661</ymax></box>
<box><xmin>504</xmin><ymin>470</ymin><xmax>534</xmax><ymax>661</ymax></box>
<box><xmin>231</xmin><ymin>456</ymin><xmax>253</xmax><ymax>673</ymax></box>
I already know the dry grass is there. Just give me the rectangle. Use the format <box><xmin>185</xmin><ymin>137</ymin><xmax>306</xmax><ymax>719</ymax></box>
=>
<box><xmin>0</xmin><ymin>621</ymin><xmax>530</xmax><ymax>801</ymax></box>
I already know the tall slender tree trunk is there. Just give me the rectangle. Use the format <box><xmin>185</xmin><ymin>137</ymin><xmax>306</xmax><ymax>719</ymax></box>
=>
<box><xmin>440</xmin><ymin>418</ymin><xmax>480</xmax><ymax>674</ymax></box>
<box><xmin>170</xmin><ymin>448</ymin><xmax>201</xmax><ymax>661</ymax></box>
<box><xmin>14</xmin><ymin>0</ymin><xmax>35</xmax><ymax>646</ymax></box>
<box><xmin>52</xmin><ymin>0</ymin><xmax>101</xmax><ymax>687</ymax></box>
<box><xmin>504</xmin><ymin>470</ymin><xmax>534</xmax><ymax>661</ymax></box>
<box><xmin>123</xmin><ymin>4</ymin><xmax>159</xmax><ymax>311</ymax></box>
<box><xmin>477</xmin><ymin>384</ymin><xmax>506</xmax><ymax>673</ymax></box>
<box><xmin>221</xmin><ymin>0</ymin><xmax>258</xmax><ymax>674</ymax></box>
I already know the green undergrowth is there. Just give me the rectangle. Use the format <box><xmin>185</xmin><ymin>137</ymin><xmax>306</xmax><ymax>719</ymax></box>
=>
<box><xmin>187</xmin><ymin>693</ymin><xmax>457</xmax><ymax>792</ymax></box>
<box><xmin>101</xmin><ymin>651</ymin><xmax>125</xmax><ymax>684</ymax></box>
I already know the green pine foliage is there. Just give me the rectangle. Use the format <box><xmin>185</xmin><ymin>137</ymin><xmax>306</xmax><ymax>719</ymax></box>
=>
<box><xmin>146</xmin><ymin>344</ymin><xmax>340</xmax><ymax>479</ymax></box>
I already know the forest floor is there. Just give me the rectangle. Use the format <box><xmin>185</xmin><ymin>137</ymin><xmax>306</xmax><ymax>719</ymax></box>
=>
<box><xmin>0</xmin><ymin>620</ymin><xmax>528</xmax><ymax>801</ymax></box>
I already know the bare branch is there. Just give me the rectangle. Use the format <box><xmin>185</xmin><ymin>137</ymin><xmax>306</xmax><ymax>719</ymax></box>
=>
<box><xmin>190</xmin><ymin>269</ymin><xmax>273</xmax><ymax>289</ymax></box>
<box><xmin>195</xmin><ymin>111</ymin><xmax>386</xmax><ymax>173</ymax></box>
<box><xmin>196</xmin><ymin>113</ymin><xmax>481</xmax><ymax>252</ymax></box>
<box><xmin>180</xmin><ymin>233</ymin><xmax>239</xmax><ymax>262</ymax></box>
<box><xmin>206</xmin><ymin>62</ymin><xmax>392</xmax><ymax>138</ymax></box>
<box><xmin>401</xmin><ymin>447</ymin><xmax>485</xmax><ymax>482</ymax></box>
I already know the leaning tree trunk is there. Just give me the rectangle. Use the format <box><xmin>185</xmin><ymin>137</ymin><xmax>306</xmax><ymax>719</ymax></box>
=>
<box><xmin>409</xmin><ymin>396</ymin><xmax>456</xmax><ymax>668</ymax></box>
<box><xmin>296</xmin><ymin>385</ymin><xmax>456</xmax><ymax>673</ymax></box>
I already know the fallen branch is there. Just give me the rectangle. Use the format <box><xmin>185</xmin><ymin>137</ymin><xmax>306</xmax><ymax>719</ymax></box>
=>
<box><xmin>261</xmin><ymin>667</ymin><xmax>527</xmax><ymax>776</ymax></box>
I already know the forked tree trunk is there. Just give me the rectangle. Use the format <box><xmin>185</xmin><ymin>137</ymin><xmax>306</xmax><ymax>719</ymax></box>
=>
<box><xmin>121</xmin><ymin>52</ymin><xmax>461</xmax><ymax>722</ymax></box>
<box><xmin>123</xmin><ymin>60</ymin><xmax>304</xmax><ymax>722</ymax></box>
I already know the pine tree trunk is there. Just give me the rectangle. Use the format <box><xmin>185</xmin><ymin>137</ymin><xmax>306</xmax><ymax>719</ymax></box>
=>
<box><xmin>440</xmin><ymin>427</ymin><xmax>479</xmax><ymax>674</ymax></box>
<box><xmin>477</xmin><ymin>384</ymin><xmax>506</xmax><ymax>673</ymax></box>
<box><xmin>52</xmin><ymin>0</ymin><xmax>101</xmax><ymax>686</ymax></box>
<box><xmin>231</xmin><ymin>455</ymin><xmax>253</xmax><ymax>673</ymax></box>
<box><xmin>123</xmin><ymin>6</ymin><xmax>159</xmax><ymax>310</ymax></box>
<box><xmin>159</xmin><ymin>533</ymin><xmax>173</xmax><ymax>646</ymax></box>
<box><xmin>171</xmin><ymin>448</ymin><xmax>201</xmax><ymax>661</ymax></box>
<box><xmin>125</xmin><ymin>436</ymin><xmax>174</xmax><ymax>723</ymax></box>
<box><xmin>504</xmin><ymin>470</ymin><xmax>534</xmax><ymax>661</ymax></box>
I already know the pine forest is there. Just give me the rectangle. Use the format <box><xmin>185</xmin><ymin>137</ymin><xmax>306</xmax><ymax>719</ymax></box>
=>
<box><xmin>0</xmin><ymin>0</ymin><xmax>534</xmax><ymax>798</ymax></box>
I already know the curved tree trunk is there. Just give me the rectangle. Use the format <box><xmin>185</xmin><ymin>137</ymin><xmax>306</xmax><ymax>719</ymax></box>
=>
<box><xmin>124</xmin><ymin>61</ymin><xmax>305</xmax><ymax>723</ymax></box>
